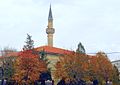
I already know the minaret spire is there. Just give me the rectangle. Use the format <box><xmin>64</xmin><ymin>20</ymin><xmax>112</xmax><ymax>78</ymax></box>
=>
<box><xmin>46</xmin><ymin>5</ymin><xmax>55</xmax><ymax>47</ymax></box>
<box><xmin>48</xmin><ymin>4</ymin><xmax>53</xmax><ymax>21</ymax></box>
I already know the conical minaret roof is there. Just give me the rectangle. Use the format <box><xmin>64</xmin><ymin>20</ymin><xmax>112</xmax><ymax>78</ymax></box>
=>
<box><xmin>48</xmin><ymin>5</ymin><xmax>53</xmax><ymax>20</ymax></box>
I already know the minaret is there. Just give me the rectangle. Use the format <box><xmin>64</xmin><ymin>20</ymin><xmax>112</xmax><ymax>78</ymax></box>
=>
<box><xmin>46</xmin><ymin>5</ymin><xmax>55</xmax><ymax>47</ymax></box>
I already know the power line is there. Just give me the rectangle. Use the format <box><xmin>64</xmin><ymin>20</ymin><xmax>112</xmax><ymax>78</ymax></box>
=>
<box><xmin>87</xmin><ymin>52</ymin><xmax>120</xmax><ymax>54</ymax></box>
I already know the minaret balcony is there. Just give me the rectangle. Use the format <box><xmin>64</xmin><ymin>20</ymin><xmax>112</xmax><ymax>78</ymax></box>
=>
<box><xmin>46</xmin><ymin>28</ymin><xmax>55</xmax><ymax>34</ymax></box>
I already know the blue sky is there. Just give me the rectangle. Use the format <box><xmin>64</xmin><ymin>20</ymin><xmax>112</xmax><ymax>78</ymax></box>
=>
<box><xmin>0</xmin><ymin>0</ymin><xmax>120</xmax><ymax>61</ymax></box>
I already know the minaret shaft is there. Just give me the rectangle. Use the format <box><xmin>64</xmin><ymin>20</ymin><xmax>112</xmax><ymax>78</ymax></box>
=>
<box><xmin>47</xmin><ymin>34</ymin><xmax>53</xmax><ymax>47</ymax></box>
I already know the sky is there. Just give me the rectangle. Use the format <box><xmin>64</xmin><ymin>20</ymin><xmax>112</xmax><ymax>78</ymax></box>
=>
<box><xmin>0</xmin><ymin>0</ymin><xmax>120</xmax><ymax>61</ymax></box>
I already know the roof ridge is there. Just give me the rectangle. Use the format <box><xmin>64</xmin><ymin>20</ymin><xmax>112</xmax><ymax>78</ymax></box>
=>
<box><xmin>35</xmin><ymin>46</ymin><xmax>73</xmax><ymax>55</ymax></box>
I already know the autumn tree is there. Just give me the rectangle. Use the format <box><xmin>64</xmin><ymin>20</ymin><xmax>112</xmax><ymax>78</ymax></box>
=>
<box><xmin>54</xmin><ymin>51</ymin><xmax>119</xmax><ymax>84</ymax></box>
<box><xmin>95</xmin><ymin>52</ymin><xmax>113</xmax><ymax>83</ymax></box>
<box><xmin>13</xmin><ymin>50</ymin><xmax>47</xmax><ymax>84</ymax></box>
<box><xmin>13</xmin><ymin>34</ymin><xmax>47</xmax><ymax>84</ymax></box>
<box><xmin>0</xmin><ymin>47</ymin><xmax>17</xmax><ymax>80</ymax></box>
<box><xmin>87</xmin><ymin>56</ymin><xmax>99</xmax><ymax>80</ymax></box>
<box><xmin>54</xmin><ymin>52</ymin><xmax>89</xmax><ymax>82</ymax></box>
<box><xmin>87</xmin><ymin>52</ymin><xmax>117</xmax><ymax>84</ymax></box>
<box><xmin>112</xmin><ymin>65</ymin><xmax>120</xmax><ymax>85</ymax></box>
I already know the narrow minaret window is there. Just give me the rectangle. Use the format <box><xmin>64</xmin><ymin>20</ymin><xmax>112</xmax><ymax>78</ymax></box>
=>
<box><xmin>46</xmin><ymin>5</ymin><xmax>55</xmax><ymax>47</ymax></box>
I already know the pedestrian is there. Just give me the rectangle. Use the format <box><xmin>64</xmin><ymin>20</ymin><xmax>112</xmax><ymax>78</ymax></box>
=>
<box><xmin>40</xmin><ymin>79</ymin><xmax>45</xmax><ymax>85</ymax></box>
<box><xmin>1</xmin><ymin>79</ymin><xmax>4</xmax><ymax>85</ymax></box>
<box><xmin>93</xmin><ymin>79</ymin><xmax>98</xmax><ymax>85</ymax></box>
<box><xmin>0</xmin><ymin>80</ymin><xmax>2</xmax><ymax>85</ymax></box>
<box><xmin>109</xmin><ymin>80</ymin><xmax>112</xmax><ymax>85</ymax></box>
<box><xmin>1</xmin><ymin>79</ymin><xmax>7</xmax><ymax>85</ymax></box>
<box><xmin>107</xmin><ymin>80</ymin><xmax>112</xmax><ymax>85</ymax></box>
<box><xmin>3</xmin><ymin>79</ymin><xmax>7</xmax><ymax>85</ymax></box>
<box><xmin>45</xmin><ymin>80</ymin><xmax>53</xmax><ymax>85</ymax></box>
<box><xmin>52</xmin><ymin>80</ymin><xmax>54</xmax><ymax>85</ymax></box>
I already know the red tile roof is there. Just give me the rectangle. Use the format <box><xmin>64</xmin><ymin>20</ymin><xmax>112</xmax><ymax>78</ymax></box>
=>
<box><xmin>6</xmin><ymin>52</ymin><xmax>19</xmax><ymax>57</ymax></box>
<box><xmin>0</xmin><ymin>46</ymin><xmax>95</xmax><ymax>59</ymax></box>
<box><xmin>35</xmin><ymin>46</ymin><xmax>73</xmax><ymax>55</ymax></box>
<box><xmin>0</xmin><ymin>46</ymin><xmax>73</xmax><ymax>58</ymax></box>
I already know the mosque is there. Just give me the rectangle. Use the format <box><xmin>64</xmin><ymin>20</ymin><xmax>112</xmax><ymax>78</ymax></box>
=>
<box><xmin>34</xmin><ymin>5</ymin><xmax>73</xmax><ymax>80</ymax></box>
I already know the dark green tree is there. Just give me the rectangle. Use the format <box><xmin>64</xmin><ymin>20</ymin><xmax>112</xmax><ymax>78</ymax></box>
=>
<box><xmin>39</xmin><ymin>49</ymin><xmax>52</xmax><ymax>80</ymax></box>
<box><xmin>23</xmin><ymin>34</ymin><xmax>34</xmax><ymax>50</ymax></box>
<box><xmin>76</xmin><ymin>42</ymin><xmax>86</xmax><ymax>54</ymax></box>
<box><xmin>40</xmin><ymin>49</ymin><xmax>50</xmax><ymax>64</ymax></box>
<box><xmin>23</xmin><ymin>34</ymin><xmax>39</xmax><ymax>56</ymax></box>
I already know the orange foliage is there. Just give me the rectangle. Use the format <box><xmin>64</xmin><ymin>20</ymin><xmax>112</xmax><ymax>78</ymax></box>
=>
<box><xmin>54</xmin><ymin>53</ymin><xmax>89</xmax><ymax>80</ymax></box>
<box><xmin>54</xmin><ymin>52</ymin><xmax>114</xmax><ymax>83</ymax></box>
<box><xmin>13</xmin><ymin>50</ymin><xmax>47</xmax><ymax>84</ymax></box>
<box><xmin>88</xmin><ymin>52</ymin><xmax>114</xmax><ymax>81</ymax></box>
<box><xmin>95</xmin><ymin>52</ymin><xmax>113</xmax><ymax>81</ymax></box>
